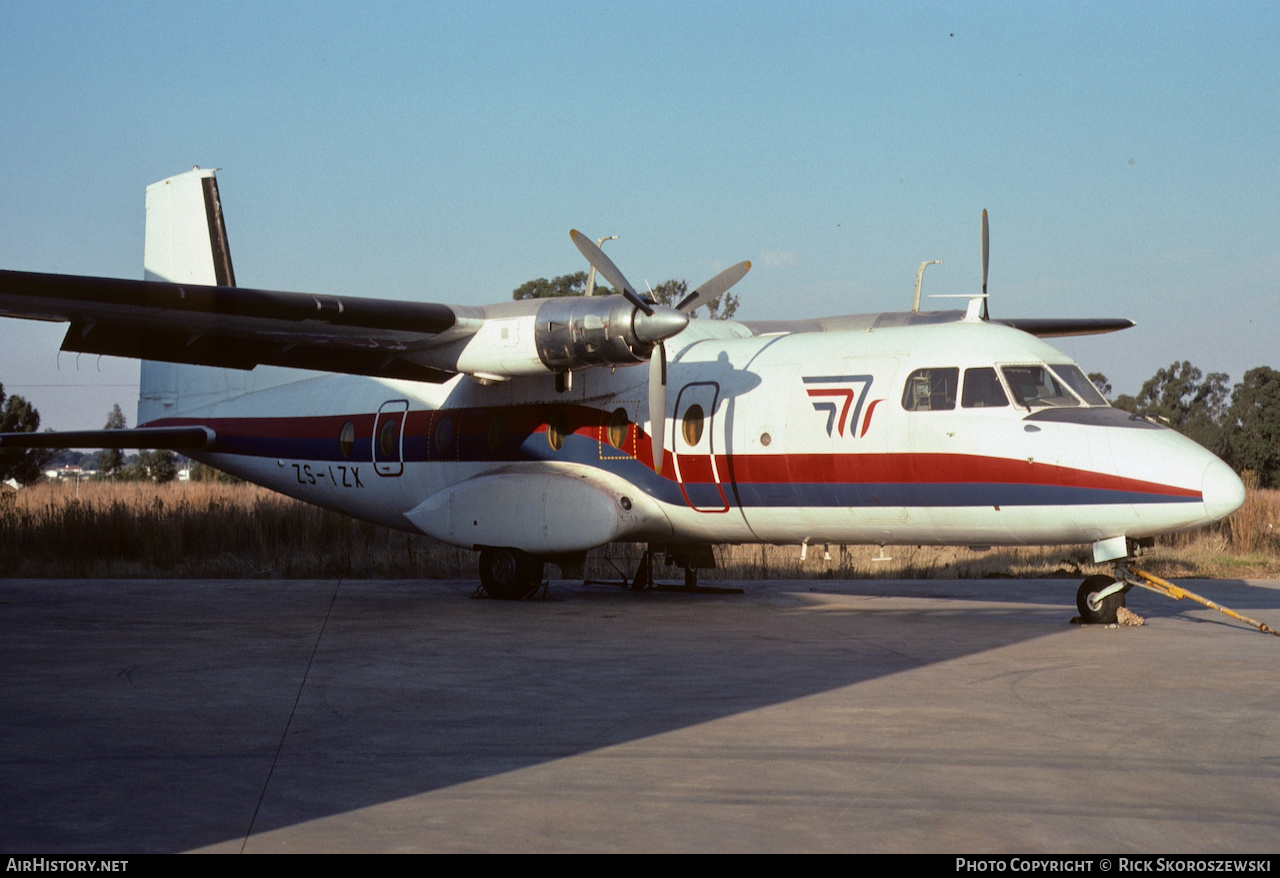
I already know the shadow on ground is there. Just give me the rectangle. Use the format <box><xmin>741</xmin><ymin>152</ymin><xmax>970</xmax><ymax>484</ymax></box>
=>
<box><xmin>0</xmin><ymin>575</ymin><xmax>1274</xmax><ymax>851</ymax></box>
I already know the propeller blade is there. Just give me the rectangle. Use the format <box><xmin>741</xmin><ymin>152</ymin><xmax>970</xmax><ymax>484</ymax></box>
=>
<box><xmin>980</xmin><ymin>209</ymin><xmax>989</xmax><ymax>320</ymax></box>
<box><xmin>674</xmin><ymin>260</ymin><xmax>752</xmax><ymax>314</ymax></box>
<box><xmin>571</xmin><ymin>229</ymin><xmax>653</xmax><ymax>316</ymax></box>
<box><xmin>649</xmin><ymin>341</ymin><xmax>667</xmax><ymax>476</ymax></box>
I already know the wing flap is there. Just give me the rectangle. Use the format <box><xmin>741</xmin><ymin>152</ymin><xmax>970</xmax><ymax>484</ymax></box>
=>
<box><xmin>62</xmin><ymin>321</ymin><xmax>456</xmax><ymax>382</ymax></box>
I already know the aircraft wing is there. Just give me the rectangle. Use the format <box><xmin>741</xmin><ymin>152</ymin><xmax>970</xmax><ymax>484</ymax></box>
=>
<box><xmin>743</xmin><ymin>312</ymin><xmax>1135</xmax><ymax>338</ymax></box>
<box><xmin>995</xmin><ymin>317</ymin><xmax>1136</xmax><ymax>338</ymax></box>
<box><xmin>0</xmin><ymin>269</ymin><xmax>485</xmax><ymax>383</ymax></box>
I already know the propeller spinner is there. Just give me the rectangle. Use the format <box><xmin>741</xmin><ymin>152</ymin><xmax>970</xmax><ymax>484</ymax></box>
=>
<box><xmin>570</xmin><ymin>229</ymin><xmax>750</xmax><ymax>475</ymax></box>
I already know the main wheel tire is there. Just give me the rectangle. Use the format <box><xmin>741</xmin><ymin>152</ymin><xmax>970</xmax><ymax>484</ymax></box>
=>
<box><xmin>1076</xmin><ymin>574</ymin><xmax>1125</xmax><ymax>624</ymax></box>
<box><xmin>478</xmin><ymin>548</ymin><xmax>542</xmax><ymax>601</ymax></box>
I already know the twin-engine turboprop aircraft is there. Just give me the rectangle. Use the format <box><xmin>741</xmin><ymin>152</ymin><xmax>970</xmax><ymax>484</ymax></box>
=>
<box><xmin>0</xmin><ymin>168</ymin><xmax>1246</xmax><ymax>619</ymax></box>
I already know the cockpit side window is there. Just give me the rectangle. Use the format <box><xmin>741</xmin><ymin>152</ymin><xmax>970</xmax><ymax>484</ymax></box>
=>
<box><xmin>1000</xmin><ymin>365</ymin><xmax>1080</xmax><ymax>408</ymax></box>
<box><xmin>902</xmin><ymin>367</ymin><xmax>958</xmax><ymax>411</ymax></box>
<box><xmin>962</xmin><ymin>367</ymin><xmax>1009</xmax><ymax>408</ymax></box>
<box><xmin>1048</xmin><ymin>364</ymin><xmax>1109</xmax><ymax>406</ymax></box>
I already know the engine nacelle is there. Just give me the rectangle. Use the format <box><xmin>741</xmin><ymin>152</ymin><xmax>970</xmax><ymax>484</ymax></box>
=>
<box><xmin>533</xmin><ymin>295</ymin><xmax>650</xmax><ymax>371</ymax></box>
<box><xmin>450</xmin><ymin>295</ymin><xmax>687</xmax><ymax>381</ymax></box>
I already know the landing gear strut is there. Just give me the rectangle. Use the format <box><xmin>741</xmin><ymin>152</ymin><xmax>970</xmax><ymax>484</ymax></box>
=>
<box><xmin>626</xmin><ymin>545</ymin><xmax>743</xmax><ymax>595</ymax></box>
<box><xmin>477</xmin><ymin>547</ymin><xmax>543</xmax><ymax>600</ymax></box>
<box><xmin>584</xmin><ymin>544</ymin><xmax>743</xmax><ymax>595</ymax></box>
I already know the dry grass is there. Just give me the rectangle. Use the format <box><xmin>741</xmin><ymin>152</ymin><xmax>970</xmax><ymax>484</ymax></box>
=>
<box><xmin>3</xmin><ymin>479</ymin><xmax>1278</xmax><ymax>581</ymax></box>
<box><xmin>0</xmin><ymin>481</ymin><xmax>474</xmax><ymax>580</ymax></box>
<box><xmin>1149</xmin><ymin>473</ymin><xmax>1280</xmax><ymax>577</ymax></box>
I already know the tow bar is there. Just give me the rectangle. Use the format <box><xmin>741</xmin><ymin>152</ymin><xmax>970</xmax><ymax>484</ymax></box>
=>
<box><xmin>1112</xmin><ymin>563</ymin><xmax>1278</xmax><ymax>636</ymax></box>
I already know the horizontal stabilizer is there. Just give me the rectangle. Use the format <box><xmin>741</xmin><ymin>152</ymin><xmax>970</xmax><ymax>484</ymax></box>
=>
<box><xmin>0</xmin><ymin>425</ymin><xmax>214</xmax><ymax>451</ymax></box>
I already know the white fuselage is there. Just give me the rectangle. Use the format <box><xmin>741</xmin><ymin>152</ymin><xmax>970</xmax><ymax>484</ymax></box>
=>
<box><xmin>142</xmin><ymin>317</ymin><xmax>1243</xmax><ymax>557</ymax></box>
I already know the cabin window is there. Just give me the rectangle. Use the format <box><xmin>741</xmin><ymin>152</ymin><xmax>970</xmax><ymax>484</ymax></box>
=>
<box><xmin>547</xmin><ymin>411</ymin><xmax>568</xmax><ymax>451</ymax></box>
<box><xmin>338</xmin><ymin>420</ymin><xmax>355</xmax><ymax>458</ymax></box>
<box><xmin>434</xmin><ymin>416</ymin><xmax>453</xmax><ymax>454</ymax></box>
<box><xmin>901</xmin><ymin>368</ymin><xmax>958</xmax><ymax>411</ymax></box>
<box><xmin>682</xmin><ymin>404</ymin><xmax>705</xmax><ymax>447</ymax></box>
<box><xmin>607</xmin><ymin>408</ymin><xmax>628</xmax><ymax>450</ymax></box>
<box><xmin>1049</xmin><ymin>364</ymin><xmax>1108</xmax><ymax>406</ymax></box>
<box><xmin>379</xmin><ymin>418</ymin><xmax>399</xmax><ymax>457</ymax></box>
<box><xmin>962</xmin><ymin>368</ymin><xmax>1009</xmax><ymax>408</ymax></box>
<box><xmin>1001</xmin><ymin>365</ymin><xmax>1080</xmax><ymax>408</ymax></box>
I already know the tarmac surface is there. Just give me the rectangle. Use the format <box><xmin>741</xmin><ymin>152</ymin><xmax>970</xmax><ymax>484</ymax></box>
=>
<box><xmin>1</xmin><ymin>574</ymin><xmax>1277</xmax><ymax>853</ymax></box>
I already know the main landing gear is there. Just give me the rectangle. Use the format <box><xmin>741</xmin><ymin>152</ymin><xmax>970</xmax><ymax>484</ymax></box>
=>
<box><xmin>477</xmin><ymin>547</ymin><xmax>544</xmax><ymax>601</ymax></box>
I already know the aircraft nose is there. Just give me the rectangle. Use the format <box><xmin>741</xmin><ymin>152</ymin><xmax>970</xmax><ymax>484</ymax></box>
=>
<box><xmin>1202</xmin><ymin>457</ymin><xmax>1246</xmax><ymax>522</ymax></box>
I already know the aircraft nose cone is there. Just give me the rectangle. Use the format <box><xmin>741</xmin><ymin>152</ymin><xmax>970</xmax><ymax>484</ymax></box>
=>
<box><xmin>1202</xmin><ymin>458</ymin><xmax>1246</xmax><ymax>522</ymax></box>
<box><xmin>633</xmin><ymin>305</ymin><xmax>689</xmax><ymax>344</ymax></box>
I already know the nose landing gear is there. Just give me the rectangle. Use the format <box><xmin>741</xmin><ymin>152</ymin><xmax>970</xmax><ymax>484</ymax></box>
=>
<box><xmin>1076</xmin><ymin>574</ymin><xmax>1128</xmax><ymax>625</ymax></box>
<box><xmin>1073</xmin><ymin>564</ymin><xmax>1278</xmax><ymax>635</ymax></box>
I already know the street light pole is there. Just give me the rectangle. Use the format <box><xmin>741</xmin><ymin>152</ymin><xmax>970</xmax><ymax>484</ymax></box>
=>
<box><xmin>585</xmin><ymin>235</ymin><xmax>618</xmax><ymax>296</ymax></box>
<box><xmin>912</xmin><ymin>260</ymin><xmax>942</xmax><ymax>313</ymax></box>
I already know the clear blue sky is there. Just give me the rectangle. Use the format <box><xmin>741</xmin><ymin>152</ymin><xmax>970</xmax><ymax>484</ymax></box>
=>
<box><xmin>2</xmin><ymin>1</ymin><xmax>1277</xmax><ymax>430</ymax></box>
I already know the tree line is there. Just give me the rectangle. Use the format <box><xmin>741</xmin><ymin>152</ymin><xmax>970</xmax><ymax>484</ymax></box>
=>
<box><xmin>1095</xmin><ymin>362</ymin><xmax>1280</xmax><ymax>488</ymax></box>
<box><xmin>0</xmin><ymin>394</ymin><xmax>234</xmax><ymax>486</ymax></box>
<box><xmin>513</xmin><ymin>271</ymin><xmax>739</xmax><ymax>320</ymax></box>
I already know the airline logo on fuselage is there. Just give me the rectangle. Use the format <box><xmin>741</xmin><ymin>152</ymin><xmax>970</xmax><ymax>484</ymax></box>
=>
<box><xmin>803</xmin><ymin>374</ymin><xmax>878</xmax><ymax>438</ymax></box>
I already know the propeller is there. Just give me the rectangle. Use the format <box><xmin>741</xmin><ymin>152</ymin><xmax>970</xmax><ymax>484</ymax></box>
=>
<box><xmin>980</xmin><ymin>209</ymin><xmax>990</xmax><ymax>320</ymax></box>
<box><xmin>675</xmin><ymin>261</ymin><xmax>752</xmax><ymax>314</ymax></box>
<box><xmin>649</xmin><ymin>340</ymin><xmax>667</xmax><ymax>474</ymax></box>
<box><xmin>571</xmin><ymin>229</ymin><xmax>654</xmax><ymax>316</ymax></box>
<box><xmin>570</xmin><ymin>230</ymin><xmax>751</xmax><ymax>475</ymax></box>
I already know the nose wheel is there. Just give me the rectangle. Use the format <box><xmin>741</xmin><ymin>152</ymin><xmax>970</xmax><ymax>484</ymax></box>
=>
<box><xmin>1076</xmin><ymin>574</ymin><xmax>1126</xmax><ymax>625</ymax></box>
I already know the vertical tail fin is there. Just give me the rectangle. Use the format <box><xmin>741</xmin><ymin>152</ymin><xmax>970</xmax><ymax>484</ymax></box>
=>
<box><xmin>139</xmin><ymin>167</ymin><xmax>246</xmax><ymax>424</ymax></box>
<box><xmin>142</xmin><ymin>166</ymin><xmax>235</xmax><ymax>286</ymax></box>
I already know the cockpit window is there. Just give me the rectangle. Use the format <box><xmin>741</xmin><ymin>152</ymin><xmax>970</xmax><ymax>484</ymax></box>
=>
<box><xmin>1048</xmin><ymin>364</ymin><xmax>1109</xmax><ymax>407</ymax></box>
<box><xmin>962</xmin><ymin>368</ymin><xmax>1009</xmax><ymax>408</ymax></box>
<box><xmin>902</xmin><ymin>368</ymin><xmax>958</xmax><ymax>411</ymax></box>
<box><xmin>1000</xmin><ymin>365</ymin><xmax>1080</xmax><ymax>408</ymax></box>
